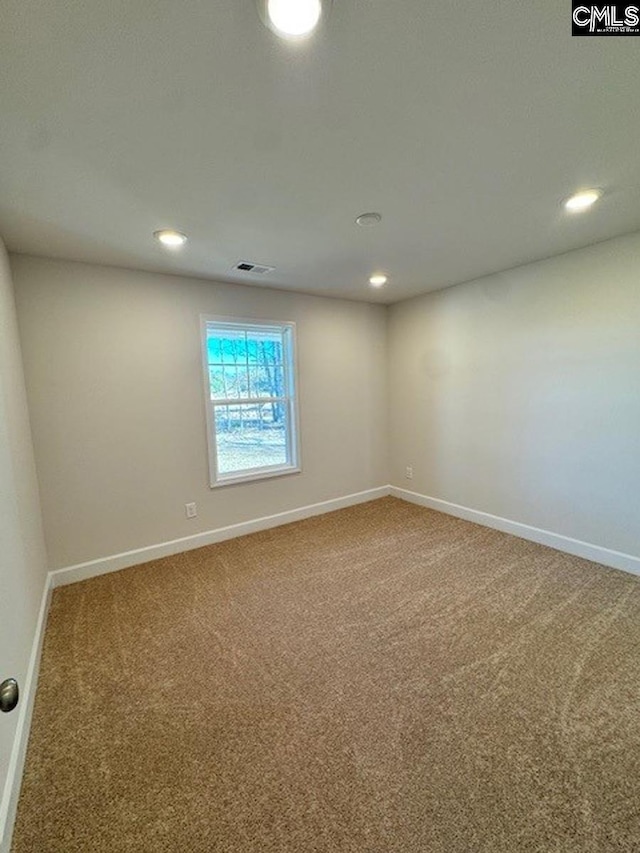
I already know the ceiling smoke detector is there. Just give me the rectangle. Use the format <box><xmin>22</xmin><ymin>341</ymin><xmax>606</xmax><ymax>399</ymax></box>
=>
<box><xmin>233</xmin><ymin>261</ymin><xmax>275</xmax><ymax>275</ymax></box>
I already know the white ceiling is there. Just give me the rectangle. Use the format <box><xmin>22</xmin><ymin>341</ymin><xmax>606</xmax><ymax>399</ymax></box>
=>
<box><xmin>1</xmin><ymin>0</ymin><xmax>640</xmax><ymax>303</ymax></box>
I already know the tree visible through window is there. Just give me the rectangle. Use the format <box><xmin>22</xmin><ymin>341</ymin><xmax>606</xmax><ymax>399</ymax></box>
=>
<box><xmin>202</xmin><ymin>317</ymin><xmax>300</xmax><ymax>486</ymax></box>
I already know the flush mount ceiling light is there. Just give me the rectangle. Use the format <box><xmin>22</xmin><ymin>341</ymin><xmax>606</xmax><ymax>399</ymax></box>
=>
<box><xmin>356</xmin><ymin>212</ymin><xmax>382</xmax><ymax>227</ymax></box>
<box><xmin>154</xmin><ymin>229</ymin><xmax>188</xmax><ymax>248</ymax></box>
<box><xmin>369</xmin><ymin>274</ymin><xmax>387</xmax><ymax>288</ymax></box>
<box><xmin>563</xmin><ymin>189</ymin><xmax>602</xmax><ymax>212</ymax></box>
<box><xmin>257</xmin><ymin>0</ymin><xmax>330</xmax><ymax>38</ymax></box>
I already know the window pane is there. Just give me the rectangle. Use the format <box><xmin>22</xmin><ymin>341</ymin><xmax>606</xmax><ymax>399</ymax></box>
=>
<box><xmin>215</xmin><ymin>333</ymin><xmax>247</xmax><ymax>364</ymax></box>
<box><xmin>250</xmin><ymin>364</ymin><xmax>284</xmax><ymax>398</ymax></box>
<box><xmin>209</xmin><ymin>365</ymin><xmax>251</xmax><ymax>400</ymax></box>
<box><xmin>209</xmin><ymin>366</ymin><xmax>226</xmax><ymax>399</ymax></box>
<box><xmin>248</xmin><ymin>332</ymin><xmax>283</xmax><ymax>366</ymax></box>
<box><xmin>207</xmin><ymin>337</ymin><xmax>223</xmax><ymax>364</ymax></box>
<box><xmin>214</xmin><ymin>404</ymin><xmax>288</xmax><ymax>474</ymax></box>
<box><xmin>215</xmin><ymin>366</ymin><xmax>241</xmax><ymax>399</ymax></box>
<box><xmin>246</xmin><ymin>338</ymin><xmax>259</xmax><ymax>364</ymax></box>
<box><xmin>248</xmin><ymin>366</ymin><xmax>259</xmax><ymax>398</ymax></box>
<box><xmin>236</xmin><ymin>366</ymin><xmax>250</xmax><ymax>397</ymax></box>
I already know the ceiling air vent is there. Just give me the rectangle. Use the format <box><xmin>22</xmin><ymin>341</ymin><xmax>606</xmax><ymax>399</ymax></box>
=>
<box><xmin>233</xmin><ymin>261</ymin><xmax>274</xmax><ymax>275</ymax></box>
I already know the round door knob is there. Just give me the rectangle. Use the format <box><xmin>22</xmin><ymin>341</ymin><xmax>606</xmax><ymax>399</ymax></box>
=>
<box><xmin>0</xmin><ymin>678</ymin><xmax>19</xmax><ymax>713</ymax></box>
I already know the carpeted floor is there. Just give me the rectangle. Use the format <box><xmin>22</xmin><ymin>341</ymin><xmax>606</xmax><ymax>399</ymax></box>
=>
<box><xmin>12</xmin><ymin>497</ymin><xmax>640</xmax><ymax>852</ymax></box>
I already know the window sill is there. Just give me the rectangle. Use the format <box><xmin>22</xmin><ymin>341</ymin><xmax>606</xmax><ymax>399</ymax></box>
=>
<box><xmin>210</xmin><ymin>465</ymin><xmax>301</xmax><ymax>489</ymax></box>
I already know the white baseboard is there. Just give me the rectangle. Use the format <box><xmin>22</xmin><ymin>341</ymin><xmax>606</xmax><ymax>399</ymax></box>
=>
<box><xmin>390</xmin><ymin>486</ymin><xmax>640</xmax><ymax>577</ymax></box>
<box><xmin>49</xmin><ymin>484</ymin><xmax>640</xmax><ymax>587</ymax></box>
<box><xmin>50</xmin><ymin>486</ymin><xmax>391</xmax><ymax>588</ymax></box>
<box><xmin>0</xmin><ymin>574</ymin><xmax>52</xmax><ymax>853</ymax></box>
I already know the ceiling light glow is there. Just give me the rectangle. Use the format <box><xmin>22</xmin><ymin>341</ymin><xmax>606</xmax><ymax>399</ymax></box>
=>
<box><xmin>369</xmin><ymin>274</ymin><xmax>387</xmax><ymax>287</ymax></box>
<box><xmin>154</xmin><ymin>229</ymin><xmax>188</xmax><ymax>248</ymax></box>
<box><xmin>267</xmin><ymin>0</ymin><xmax>322</xmax><ymax>36</ymax></box>
<box><xmin>356</xmin><ymin>212</ymin><xmax>382</xmax><ymax>227</ymax></box>
<box><xmin>564</xmin><ymin>189</ymin><xmax>602</xmax><ymax>212</ymax></box>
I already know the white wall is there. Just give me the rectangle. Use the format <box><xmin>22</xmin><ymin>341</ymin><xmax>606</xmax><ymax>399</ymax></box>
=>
<box><xmin>9</xmin><ymin>232</ymin><xmax>640</xmax><ymax>576</ymax></box>
<box><xmin>0</xmin><ymin>241</ymin><xmax>48</xmax><ymax>850</ymax></box>
<box><xmin>11</xmin><ymin>255</ymin><xmax>388</xmax><ymax>570</ymax></box>
<box><xmin>388</xmin><ymin>231</ymin><xmax>640</xmax><ymax>558</ymax></box>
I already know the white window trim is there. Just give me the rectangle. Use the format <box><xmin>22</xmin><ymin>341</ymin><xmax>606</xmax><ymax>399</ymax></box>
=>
<box><xmin>200</xmin><ymin>314</ymin><xmax>302</xmax><ymax>488</ymax></box>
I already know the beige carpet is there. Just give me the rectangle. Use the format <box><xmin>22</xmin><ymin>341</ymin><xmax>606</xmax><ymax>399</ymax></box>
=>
<box><xmin>12</xmin><ymin>497</ymin><xmax>640</xmax><ymax>851</ymax></box>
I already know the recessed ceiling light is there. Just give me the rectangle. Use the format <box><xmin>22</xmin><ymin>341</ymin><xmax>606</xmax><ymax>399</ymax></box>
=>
<box><xmin>259</xmin><ymin>0</ymin><xmax>326</xmax><ymax>38</ymax></box>
<box><xmin>563</xmin><ymin>189</ymin><xmax>602</xmax><ymax>212</ymax></box>
<box><xmin>154</xmin><ymin>229</ymin><xmax>188</xmax><ymax>248</ymax></box>
<box><xmin>369</xmin><ymin>274</ymin><xmax>387</xmax><ymax>288</ymax></box>
<box><xmin>356</xmin><ymin>212</ymin><xmax>382</xmax><ymax>227</ymax></box>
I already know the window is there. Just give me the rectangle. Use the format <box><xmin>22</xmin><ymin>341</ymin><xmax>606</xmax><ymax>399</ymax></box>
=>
<box><xmin>201</xmin><ymin>316</ymin><xmax>300</xmax><ymax>487</ymax></box>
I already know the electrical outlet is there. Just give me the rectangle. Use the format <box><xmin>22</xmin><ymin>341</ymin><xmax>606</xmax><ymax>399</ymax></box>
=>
<box><xmin>185</xmin><ymin>502</ymin><xmax>197</xmax><ymax>519</ymax></box>
<box><xmin>405</xmin><ymin>466</ymin><xmax>413</xmax><ymax>479</ymax></box>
